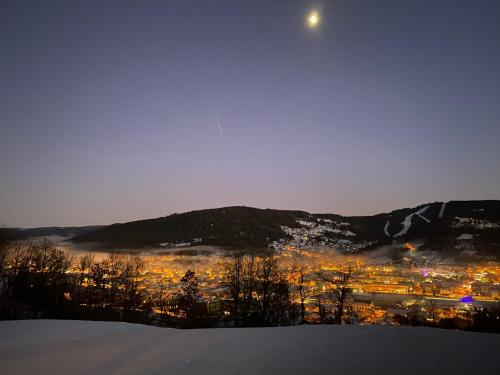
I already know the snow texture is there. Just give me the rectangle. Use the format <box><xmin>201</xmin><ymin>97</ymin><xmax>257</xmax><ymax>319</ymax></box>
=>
<box><xmin>393</xmin><ymin>206</ymin><xmax>429</xmax><ymax>238</ymax></box>
<box><xmin>1</xmin><ymin>320</ymin><xmax>499</xmax><ymax>375</ymax></box>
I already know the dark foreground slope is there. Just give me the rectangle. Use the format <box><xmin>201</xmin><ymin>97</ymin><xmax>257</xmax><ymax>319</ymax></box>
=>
<box><xmin>0</xmin><ymin>320</ymin><xmax>498</xmax><ymax>375</ymax></box>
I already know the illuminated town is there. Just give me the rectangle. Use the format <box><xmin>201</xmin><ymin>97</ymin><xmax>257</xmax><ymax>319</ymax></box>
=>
<box><xmin>65</xmin><ymin>240</ymin><xmax>500</xmax><ymax>326</ymax></box>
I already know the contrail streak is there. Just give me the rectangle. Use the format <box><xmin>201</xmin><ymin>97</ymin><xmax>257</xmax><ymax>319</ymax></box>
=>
<box><xmin>216</xmin><ymin>115</ymin><xmax>224</xmax><ymax>137</ymax></box>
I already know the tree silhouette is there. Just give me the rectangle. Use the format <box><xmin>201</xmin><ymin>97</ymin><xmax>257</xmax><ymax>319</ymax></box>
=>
<box><xmin>176</xmin><ymin>269</ymin><xmax>202</xmax><ymax>323</ymax></box>
<box><xmin>320</xmin><ymin>267</ymin><xmax>353</xmax><ymax>324</ymax></box>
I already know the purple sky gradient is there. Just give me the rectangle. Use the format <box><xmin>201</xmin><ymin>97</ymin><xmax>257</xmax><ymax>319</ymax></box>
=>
<box><xmin>1</xmin><ymin>0</ymin><xmax>500</xmax><ymax>227</ymax></box>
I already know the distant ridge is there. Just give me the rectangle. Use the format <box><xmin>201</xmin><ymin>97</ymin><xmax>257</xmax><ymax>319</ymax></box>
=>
<box><xmin>66</xmin><ymin>200</ymin><xmax>500</xmax><ymax>254</ymax></box>
<box><xmin>71</xmin><ymin>206</ymin><xmax>309</xmax><ymax>248</ymax></box>
<box><xmin>0</xmin><ymin>225</ymin><xmax>104</xmax><ymax>243</ymax></box>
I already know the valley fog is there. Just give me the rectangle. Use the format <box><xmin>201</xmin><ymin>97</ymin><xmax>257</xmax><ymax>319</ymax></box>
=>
<box><xmin>57</xmin><ymin>240</ymin><xmax>500</xmax><ymax>324</ymax></box>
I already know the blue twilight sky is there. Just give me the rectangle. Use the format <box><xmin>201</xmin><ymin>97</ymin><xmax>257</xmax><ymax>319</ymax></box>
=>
<box><xmin>1</xmin><ymin>0</ymin><xmax>499</xmax><ymax>227</ymax></box>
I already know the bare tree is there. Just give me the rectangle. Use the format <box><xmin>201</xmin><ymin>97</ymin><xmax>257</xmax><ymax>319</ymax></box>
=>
<box><xmin>78</xmin><ymin>253</ymin><xmax>95</xmax><ymax>279</ymax></box>
<box><xmin>0</xmin><ymin>240</ymin><xmax>73</xmax><ymax>318</ymax></box>
<box><xmin>291</xmin><ymin>261</ymin><xmax>309</xmax><ymax>324</ymax></box>
<box><xmin>240</xmin><ymin>255</ymin><xmax>259</xmax><ymax>324</ymax></box>
<box><xmin>221</xmin><ymin>253</ymin><xmax>243</xmax><ymax>326</ymax></box>
<box><xmin>314</xmin><ymin>295</ymin><xmax>330</xmax><ymax>324</ymax></box>
<box><xmin>257</xmin><ymin>255</ymin><xmax>279</xmax><ymax>324</ymax></box>
<box><xmin>120</xmin><ymin>256</ymin><xmax>145</xmax><ymax>318</ymax></box>
<box><xmin>154</xmin><ymin>278</ymin><xmax>171</xmax><ymax>327</ymax></box>
<box><xmin>268</xmin><ymin>274</ymin><xmax>291</xmax><ymax>326</ymax></box>
<box><xmin>320</xmin><ymin>267</ymin><xmax>353</xmax><ymax>324</ymax></box>
<box><xmin>75</xmin><ymin>253</ymin><xmax>95</xmax><ymax>305</ymax></box>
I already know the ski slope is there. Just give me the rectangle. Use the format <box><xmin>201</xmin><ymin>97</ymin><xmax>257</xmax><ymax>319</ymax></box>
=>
<box><xmin>439</xmin><ymin>201</ymin><xmax>448</xmax><ymax>219</ymax></box>
<box><xmin>393</xmin><ymin>206</ymin><xmax>430</xmax><ymax>238</ymax></box>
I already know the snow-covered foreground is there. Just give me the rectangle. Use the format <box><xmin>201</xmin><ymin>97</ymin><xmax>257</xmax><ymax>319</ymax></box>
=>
<box><xmin>1</xmin><ymin>320</ymin><xmax>499</xmax><ymax>375</ymax></box>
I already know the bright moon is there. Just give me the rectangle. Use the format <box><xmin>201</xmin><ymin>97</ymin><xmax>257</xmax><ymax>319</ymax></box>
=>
<box><xmin>307</xmin><ymin>10</ymin><xmax>320</xmax><ymax>28</ymax></box>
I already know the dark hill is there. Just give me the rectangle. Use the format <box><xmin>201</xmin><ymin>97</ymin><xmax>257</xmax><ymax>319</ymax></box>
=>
<box><xmin>61</xmin><ymin>200</ymin><xmax>500</xmax><ymax>254</ymax></box>
<box><xmin>1</xmin><ymin>226</ymin><xmax>105</xmax><ymax>242</ymax></box>
<box><xmin>71</xmin><ymin>206</ymin><xmax>311</xmax><ymax>248</ymax></box>
<box><xmin>18</xmin><ymin>226</ymin><xmax>104</xmax><ymax>239</ymax></box>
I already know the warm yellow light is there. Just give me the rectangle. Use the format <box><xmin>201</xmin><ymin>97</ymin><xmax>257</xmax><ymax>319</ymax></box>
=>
<box><xmin>307</xmin><ymin>10</ymin><xmax>320</xmax><ymax>28</ymax></box>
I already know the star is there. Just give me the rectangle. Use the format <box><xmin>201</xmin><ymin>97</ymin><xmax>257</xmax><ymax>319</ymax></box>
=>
<box><xmin>307</xmin><ymin>10</ymin><xmax>320</xmax><ymax>28</ymax></box>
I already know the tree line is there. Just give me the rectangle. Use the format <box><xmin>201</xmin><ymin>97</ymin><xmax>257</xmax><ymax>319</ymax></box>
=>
<box><xmin>0</xmin><ymin>239</ymin><xmax>355</xmax><ymax>327</ymax></box>
<box><xmin>0</xmin><ymin>239</ymin><xmax>148</xmax><ymax>322</ymax></box>
<box><xmin>1</xmin><ymin>238</ymin><xmax>498</xmax><ymax>332</ymax></box>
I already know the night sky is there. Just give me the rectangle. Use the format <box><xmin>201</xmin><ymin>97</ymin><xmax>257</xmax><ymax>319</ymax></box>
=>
<box><xmin>1</xmin><ymin>1</ymin><xmax>499</xmax><ymax>227</ymax></box>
